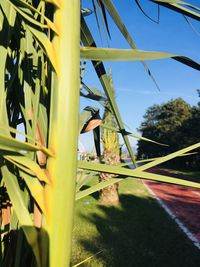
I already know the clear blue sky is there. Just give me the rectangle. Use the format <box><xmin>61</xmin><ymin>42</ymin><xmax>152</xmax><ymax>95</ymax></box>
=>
<box><xmin>79</xmin><ymin>0</ymin><xmax>200</xmax><ymax>152</ymax></box>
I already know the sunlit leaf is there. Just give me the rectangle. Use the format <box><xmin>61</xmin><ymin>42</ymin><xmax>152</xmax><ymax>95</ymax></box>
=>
<box><xmin>81</xmin><ymin>47</ymin><xmax>200</xmax><ymax>71</ymax></box>
<box><xmin>19</xmin><ymin>171</ymin><xmax>46</xmax><ymax>214</ymax></box>
<box><xmin>81</xmin><ymin>17</ymin><xmax>137</xmax><ymax>166</ymax></box>
<box><xmin>5</xmin><ymin>155</ymin><xmax>49</xmax><ymax>183</ymax></box>
<box><xmin>8</xmin><ymin>0</ymin><xmax>58</xmax><ymax>33</ymax></box>
<box><xmin>78</xmin><ymin>157</ymin><xmax>200</xmax><ymax>189</ymax></box>
<box><xmin>76</xmin><ymin>177</ymin><xmax>120</xmax><ymax>200</ymax></box>
<box><xmin>137</xmin><ymin>142</ymin><xmax>200</xmax><ymax>171</ymax></box>
<box><xmin>152</xmin><ymin>0</ymin><xmax>200</xmax><ymax>21</ymax></box>
<box><xmin>101</xmin><ymin>0</ymin><xmax>160</xmax><ymax>89</ymax></box>
<box><xmin>26</xmin><ymin>25</ymin><xmax>58</xmax><ymax>73</ymax></box>
<box><xmin>0</xmin><ymin>133</ymin><xmax>52</xmax><ymax>156</ymax></box>
<box><xmin>101</xmin><ymin>124</ymin><xmax>168</xmax><ymax>146</ymax></box>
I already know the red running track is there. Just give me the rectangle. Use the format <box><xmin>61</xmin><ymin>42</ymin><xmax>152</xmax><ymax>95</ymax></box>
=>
<box><xmin>144</xmin><ymin>168</ymin><xmax>200</xmax><ymax>242</ymax></box>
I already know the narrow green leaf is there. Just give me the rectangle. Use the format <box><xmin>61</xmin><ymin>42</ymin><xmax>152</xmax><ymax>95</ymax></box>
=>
<box><xmin>136</xmin><ymin>152</ymin><xmax>198</xmax><ymax>164</ymax></box>
<box><xmin>95</xmin><ymin>0</ymin><xmax>111</xmax><ymax>41</ymax></box>
<box><xmin>183</xmin><ymin>15</ymin><xmax>200</xmax><ymax>37</ymax></box>
<box><xmin>78</xmin><ymin>159</ymin><xmax>200</xmax><ymax>189</ymax></box>
<box><xmin>152</xmin><ymin>0</ymin><xmax>200</xmax><ymax>21</ymax></box>
<box><xmin>73</xmin><ymin>251</ymin><xmax>103</xmax><ymax>267</ymax></box>
<box><xmin>26</xmin><ymin>25</ymin><xmax>58</xmax><ymax>73</ymax></box>
<box><xmin>81</xmin><ymin>17</ymin><xmax>137</xmax><ymax>167</ymax></box>
<box><xmin>0</xmin><ymin>51</ymin><xmax>9</xmax><ymax>127</ymax></box>
<box><xmin>101</xmin><ymin>0</ymin><xmax>160</xmax><ymax>89</ymax></box>
<box><xmin>0</xmin><ymin>1</ymin><xmax>16</xmax><ymax>127</ymax></box>
<box><xmin>0</xmin><ymin>123</ymin><xmax>44</xmax><ymax>148</ymax></box>
<box><xmin>120</xmin><ymin>152</ymin><xmax>197</xmax><ymax>167</ymax></box>
<box><xmin>19</xmin><ymin>171</ymin><xmax>46</xmax><ymax>214</ymax></box>
<box><xmin>135</xmin><ymin>0</ymin><xmax>160</xmax><ymax>23</ymax></box>
<box><xmin>137</xmin><ymin>171</ymin><xmax>200</xmax><ymax>188</ymax></box>
<box><xmin>80</xmin><ymin>83</ymin><xmax>107</xmax><ymax>102</ymax></box>
<box><xmin>0</xmin><ymin>133</ymin><xmax>53</xmax><ymax>156</ymax></box>
<box><xmin>137</xmin><ymin>142</ymin><xmax>200</xmax><ymax>171</ymax></box>
<box><xmin>2</xmin><ymin>166</ymin><xmax>33</xmax><ymax>226</ymax></box>
<box><xmin>8</xmin><ymin>0</ymin><xmax>58</xmax><ymax>33</ymax></box>
<box><xmin>6</xmin><ymin>0</ymin><xmax>52</xmax><ymax>31</ymax></box>
<box><xmin>80</xmin><ymin>47</ymin><xmax>176</xmax><ymax>61</ymax></box>
<box><xmin>76</xmin><ymin>170</ymin><xmax>96</xmax><ymax>192</ymax></box>
<box><xmin>179</xmin><ymin>1</ymin><xmax>200</xmax><ymax>12</ymax></box>
<box><xmin>5</xmin><ymin>155</ymin><xmax>49</xmax><ymax>183</ymax></box>
<box><xmin>2</xmin><ymin>165</ymin><xmax>41</xmax><ymax>267</ymax></box>
<box><xmin>81</xmin><ymin>47</ymin><xmax>200</xmax><ymax>71</ymax></box>
<box><xmin>101</xmin><ymin>124</ymin><xmax>168</xmax><ymax>146</ymax></box>
<box><xmin>76</xmin><ymin>177</ymin><xmax>121</xmax><ymax>200</ymax></box>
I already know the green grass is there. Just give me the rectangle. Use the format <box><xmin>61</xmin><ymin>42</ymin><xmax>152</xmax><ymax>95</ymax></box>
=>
<box><xmin>71</xmin><ymin>177</ymin><xmax>200</xmax><ymax>267</ymax></box>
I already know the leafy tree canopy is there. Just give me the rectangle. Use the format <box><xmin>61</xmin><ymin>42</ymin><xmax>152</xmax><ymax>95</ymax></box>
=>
<box><xmin>137</xmin><ymin>97</ymin><xmax>200</xmax><ymax>168</ymax></box>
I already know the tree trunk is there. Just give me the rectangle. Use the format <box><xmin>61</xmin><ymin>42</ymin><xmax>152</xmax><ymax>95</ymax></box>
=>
<box><xmin>99</xmin><ymin>150</ymin><xmax>120</xmax><ymax>205</ymax></box>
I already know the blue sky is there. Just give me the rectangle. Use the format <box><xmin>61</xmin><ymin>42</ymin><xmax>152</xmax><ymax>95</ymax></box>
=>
<box><xmin>79</xmin><ymin>0</ymin><xmax>200</xmax><ymax>152</ymax></box>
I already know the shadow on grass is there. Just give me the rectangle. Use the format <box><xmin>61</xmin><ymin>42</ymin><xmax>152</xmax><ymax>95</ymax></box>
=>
<box><xmin>77</xmin><ymin>193</ymin><xmax>200</xmax><ymax>267</ymax></box>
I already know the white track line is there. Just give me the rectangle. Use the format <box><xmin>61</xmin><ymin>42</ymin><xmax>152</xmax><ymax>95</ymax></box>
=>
<box><xmin>143</xmin><ymin>181</ymin><xmax>200</xmax><ymax>250</ymax></box>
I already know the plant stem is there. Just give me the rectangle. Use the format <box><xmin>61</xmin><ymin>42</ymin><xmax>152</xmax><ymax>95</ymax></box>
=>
<box><xmin>45</xmin><ymin>1</ymin><xmax>80</xmax><ymax>266</ymax></box>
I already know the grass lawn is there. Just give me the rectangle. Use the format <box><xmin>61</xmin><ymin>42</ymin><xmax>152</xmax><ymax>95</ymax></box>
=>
<box><xmin>71</xmin><ymin>177</ymin><xmax>200</xmax><ymax>267</ymax></box>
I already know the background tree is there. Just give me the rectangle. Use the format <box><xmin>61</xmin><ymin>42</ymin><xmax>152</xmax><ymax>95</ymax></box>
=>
<box><xmin>137</xmin><ymin>97</ymin><xmax>200</xmax><ymax>168</ymax></box>
<box><xmin>156</xmin><ymin>98</ymin><xmax>192</xmax><ymax>150</ymax></box>
<box><xmin>180</xmin><ymin>100</ymin><xmax>200</xmax><ymax>168</ymax></box>
<box><xmin>137</xmin><ymin>104</ymin><xmax>163</xmax><ymax>158</ymax></box>
<box><xmin>138</xmin><ymin>98</ymin><xmax>192</xmax><ymax>158</ymax></box>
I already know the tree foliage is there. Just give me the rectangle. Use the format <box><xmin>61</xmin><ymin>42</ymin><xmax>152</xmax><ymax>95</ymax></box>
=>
<box><xmin>137</xmin><ymin>97</ymin><xmax>200</xmax><ymax>168</ymax></box>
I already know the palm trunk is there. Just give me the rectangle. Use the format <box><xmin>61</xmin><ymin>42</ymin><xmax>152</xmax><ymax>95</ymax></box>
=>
<box><xmin>99</xmin><ymin>150</ymin><xmax>120</xmax><ymax>205</ymax></box>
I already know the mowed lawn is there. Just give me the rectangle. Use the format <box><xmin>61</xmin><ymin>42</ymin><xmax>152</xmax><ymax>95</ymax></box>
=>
<box><xmin>71</xmin><ymin>176</ymin><xmax>200</xmax><ymax>267</ymax></box>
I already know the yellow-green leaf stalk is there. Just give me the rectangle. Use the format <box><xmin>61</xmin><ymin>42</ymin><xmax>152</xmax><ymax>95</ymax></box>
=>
<box><xmin>44</xmin><ymin>1</ymin><xmax>80</xmax><ymax>266</ymax></box>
